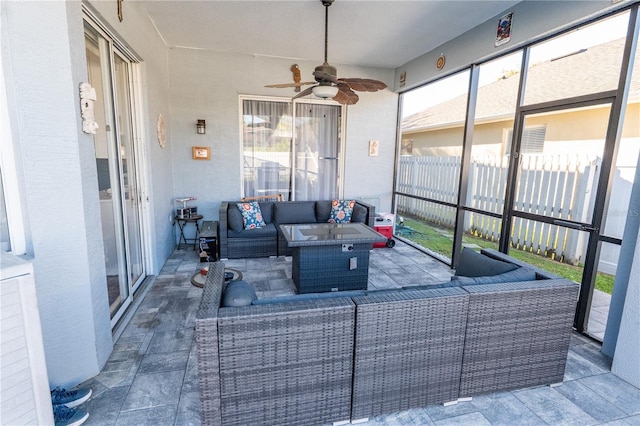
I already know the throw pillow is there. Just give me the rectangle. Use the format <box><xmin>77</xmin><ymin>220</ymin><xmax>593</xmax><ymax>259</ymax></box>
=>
<box><xmin>259</xmin><ymin>202</ymin><xmax>274</xmax><ymax>224</ymax></box>
<box><xmin>328</xmin><ymin>199</ymin><xmax>355</xmax><ymax>223</ymax></box>
<box><xmin>315</xmin><ymin>201</ymin><xmax>333</xmax><ymax>222</ymax></box>
<box><xmin>236</xmin><ymin>201</ymin><xmax>266</xmax><ymax>230</ymax></box>
<box><xmin>228</xmin><ymin>206</ymin><xmax>244</xmax><ymax>232</ymax></box>
<box><xmin>221</xmin><ymin>280</ymin><xmax>257</xmax><ymax>307</ymax></box>
<box><xmin>454</xmin><ymin>247</ymin><xmax>518</xmax><ymax>277</ymax></box>
<box><xmin>451</xmin><ymin>266</ymin><xmax>537</xmax><ymax>285</ymax></box>
<box><xmin>351</xmin><ymin>204</ymin><xmax>367</xmax><ymax>223</ymax></box>
<box><xmin>274</xmin><ymin>202</ymin><xmax>316</xmax><ymax>224</ymax></box>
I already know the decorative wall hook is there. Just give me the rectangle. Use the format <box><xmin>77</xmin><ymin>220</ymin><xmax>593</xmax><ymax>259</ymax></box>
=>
<box><xmin>79</xmin><ymin>82</ymin><xmax>99</xmax><ymax>135</ymax></box>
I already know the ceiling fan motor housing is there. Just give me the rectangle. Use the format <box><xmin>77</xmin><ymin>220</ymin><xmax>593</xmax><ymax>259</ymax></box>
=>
<box><xmin>314</xmin><ymin>63</ymin><xmax>337</xmax><ymax>83</ymax></box>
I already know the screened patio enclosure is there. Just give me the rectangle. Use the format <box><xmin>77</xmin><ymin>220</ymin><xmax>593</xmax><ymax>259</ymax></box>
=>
<box><xmin>396</xmin><ymin>9</ymin><xmax>640</xmax><ymax>341</ymax></box>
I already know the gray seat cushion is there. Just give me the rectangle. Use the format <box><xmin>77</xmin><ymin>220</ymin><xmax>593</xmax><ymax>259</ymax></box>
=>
<box><xmin>402</xmin><ymin>281</ymin><xmax>460</xmax><ymax>291</ymax></box>
<box><xmin>274</xmin><ymin>201</ymin><xmax>316</xmax><ymax>224</ymax></box>
<box><xmin>252</xmin><ymin>289</ymin><xmax>367</xmax><ymax>305</ymax></box>
<box><xmin>258</xmin><ymin>202</ymin><xmax>274</xmax><ymax>223</ymax></box>
<box><xmin>228</xmin><ymin>222</ymin><xmax>277</xmax><ymax>238</ymax></box>
<box><xmin>315</xmin><ymin>201</ymin><xmax>332</xmax><ymax>222</ymax></box>
<box><xmin>228</xmin><ymin>206</ymin><xmax>244</xmax><ymax>232</ymax></box>
<box><xmin>454</xmin><ymin>247</ymin><xmax>518</xmax><ymax>277</ymax></box>
<box><xmin>252</xmin><ymin>288</ymin><xmax>400</xmax><ymax>306</ymax></box>
<box><xmin>404</xmin><ymin>266</ymin><xmax>537</xmax><ymax>290</ymax></box>
<box><xmin>451</xmin><ymin>266</ymin><xmax>537</xmax><ymax>285</ymax></box>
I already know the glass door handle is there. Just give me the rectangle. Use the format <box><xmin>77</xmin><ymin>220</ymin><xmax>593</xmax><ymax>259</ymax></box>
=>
<box><xmin>318</xmin><ymin>157</ymin><xmax>338</xmax><ymax>160</ymax></box>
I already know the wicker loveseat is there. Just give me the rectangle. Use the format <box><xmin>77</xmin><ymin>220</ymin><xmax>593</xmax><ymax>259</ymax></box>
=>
<box><xmin>195</xmin><ymin>249</ymin><xmax>579</xmax><ymax>425</ymax></box>
<box><xmin>218</xmin><ymin>199</ymin><xmax>375</xmax><ymax>259</ymax></box>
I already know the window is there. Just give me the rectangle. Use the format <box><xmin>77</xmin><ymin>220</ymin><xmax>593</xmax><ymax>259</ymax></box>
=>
<box><xmin>400</xmin><ymin>139</ymin><xmax>413</xmax><ymax>155</ymax></box>
<box><xmin>242</xmin><ymin>99</ymin><xmax>292</xmax><ymax>199</ymax></box>
<box><xmin>505</xmin><ymin>125</ymin><xmax>547</xmax><ymax>155</ymax></box>
<box><xmin>241</xmin><ymin>97</ymin><xmax>344</xmax><ymax>201</ymax></box>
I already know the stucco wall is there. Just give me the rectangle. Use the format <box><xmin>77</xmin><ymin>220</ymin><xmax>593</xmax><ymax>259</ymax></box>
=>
<box><xmin>167</xmin><ymin>48</ymin><xmax>397</xmax><ymax>217</ymax></box>
<box><xmin>343</xmin><ymin>86</ymin><xmax>399</xmax><ymax>211</ymax></box>
<box><xmin>1</xmin><ymin>0</ymin><xmax>112</xmax><ymax>385</ymax></box>
<box><xmin>2</xmin><ymin>0</ymin><xmax>174</xmax><ymax>386</ymax></box>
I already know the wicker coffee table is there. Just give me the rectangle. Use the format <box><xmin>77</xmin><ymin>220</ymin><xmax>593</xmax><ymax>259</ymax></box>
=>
<box><xmin>279</xmin><ymin>223</ymin><xmax>386</xmax><ymax>293</ymax></box>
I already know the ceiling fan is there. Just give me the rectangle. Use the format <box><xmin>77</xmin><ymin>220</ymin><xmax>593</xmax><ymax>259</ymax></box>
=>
<box><xmin>265</xmin><ymin>0</ymin><xmax>387</xmax><ymax>105</ymax></box>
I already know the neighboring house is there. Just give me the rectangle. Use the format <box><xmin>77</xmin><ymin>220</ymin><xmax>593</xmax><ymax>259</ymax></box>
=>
<box><xmin>398</xmin><ymin>37</ymin><xmax>639</xmax><ymax>275</ymax></box>
<box><xmin>402</xmin><ymin>38</ymin><xmax>640</xmax><ymax>161</ymax></box>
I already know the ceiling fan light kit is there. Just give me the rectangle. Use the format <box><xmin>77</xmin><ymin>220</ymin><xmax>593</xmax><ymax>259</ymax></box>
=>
<box><xmin>265</xmin><ymin>0</ymin><xmax>386</xmax><ymax>105</ymax></box>
<box><xmin>312</xmin><ymin>85</ymin><xmax>339</xmax><ymax>99</ymax></box>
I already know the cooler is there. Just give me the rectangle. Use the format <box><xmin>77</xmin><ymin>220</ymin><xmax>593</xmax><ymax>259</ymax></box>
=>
<box><xmin>373</xmin><ymin>213</ymin><xmax>396</xmax><ymax>248</ymax></box>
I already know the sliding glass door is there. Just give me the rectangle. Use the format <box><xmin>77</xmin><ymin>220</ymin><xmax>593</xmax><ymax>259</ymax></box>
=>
<box><xmin>85</xmin><ymin>20</ymin><xmax>145</xmax><ymax>326</ymax></box>
<box><xmin>113</xmin><ymin>53</ymin><xmax>144</xmax><ymax>298</ymax></box>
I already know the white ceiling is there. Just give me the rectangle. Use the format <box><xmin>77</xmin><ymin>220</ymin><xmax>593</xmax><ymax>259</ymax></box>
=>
<box><xmin>139</xmin><ymin>0</ymin><xmax>521</xmax><ymax>69</ymax></box>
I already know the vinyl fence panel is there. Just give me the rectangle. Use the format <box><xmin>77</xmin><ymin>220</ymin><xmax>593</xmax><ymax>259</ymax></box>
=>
<box><xmin>396</xmin><ymin>154</ymin><xmax>603</xmax><ymax>265</ymax></box>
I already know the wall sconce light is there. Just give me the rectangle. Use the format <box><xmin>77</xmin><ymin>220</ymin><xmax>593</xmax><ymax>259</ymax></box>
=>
<box><xmin>197</xmin><ymin>119</ymin><xmax>206</xmax><ymax>134</ymax></box>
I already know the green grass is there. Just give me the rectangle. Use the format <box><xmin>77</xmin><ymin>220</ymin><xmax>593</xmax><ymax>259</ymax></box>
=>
<box><xmin>398</xmin><ymin>217</ymin><xmax>615</xmax><ymax>294</ymax></box>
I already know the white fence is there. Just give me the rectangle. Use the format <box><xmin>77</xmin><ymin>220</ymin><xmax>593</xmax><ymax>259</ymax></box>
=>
<box><xmin>396</xmin><ymin>154</ymin><xmax>607</xmax><ymax>265</ymax></box>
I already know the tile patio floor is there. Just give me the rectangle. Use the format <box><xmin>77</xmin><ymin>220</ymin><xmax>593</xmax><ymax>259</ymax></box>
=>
<box><xmin>79</xmin><ymin>241</ymin><xmax>640</xmax><ymax>425</ymax></box>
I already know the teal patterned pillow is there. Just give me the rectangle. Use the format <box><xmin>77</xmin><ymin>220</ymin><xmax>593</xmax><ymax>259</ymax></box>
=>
<box><xmin>328</xmin><ymin>199</ymin><xmax>355</xmax><ymax>223</ymax></box>
<box><xmin>236</xmin><ymin>202</ymin><xmax>266</xmax><ymax>230</ymax></box>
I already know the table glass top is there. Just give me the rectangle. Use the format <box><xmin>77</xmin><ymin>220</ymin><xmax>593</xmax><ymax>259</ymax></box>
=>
<box><xmin>279</xmin><ymin>223</ymin><xmax>386</xmax><ymax>246</ymax></box>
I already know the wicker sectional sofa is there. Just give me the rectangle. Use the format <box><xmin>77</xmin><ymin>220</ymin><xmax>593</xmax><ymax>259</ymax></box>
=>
<box><xmin>195</xmin><ymin>249</ymin><xmax>579</xmax><ymax>426</ymax></box>
<box><xmin>218</xmin><ymin>200</ymin><xmax>375</xmax><ymax>259</ymax></box>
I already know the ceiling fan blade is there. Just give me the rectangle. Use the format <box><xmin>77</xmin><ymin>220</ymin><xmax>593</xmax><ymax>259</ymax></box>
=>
<box><xmin>265</xmin><ymin>81</ymin><xmax>316</xmax><ymax>88</ymax></box>
<box><xmin>333</xmin><ymin>85</ymin><xmax>359</xmax><ymax>105</ymax></box>
<box><xmin>293</xmin><ymin>86</ymin><xmax>315</xmax><ymax>100</ymax></box>
<box><xmin>338</xmin><ymin>78</ymin><xmax>387</xmax><ymax>92</ymax></box>
<box><xmin>313</xmin><ymin>70</ymin><xmax>339</xmax><ymax>84</ymax></box>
